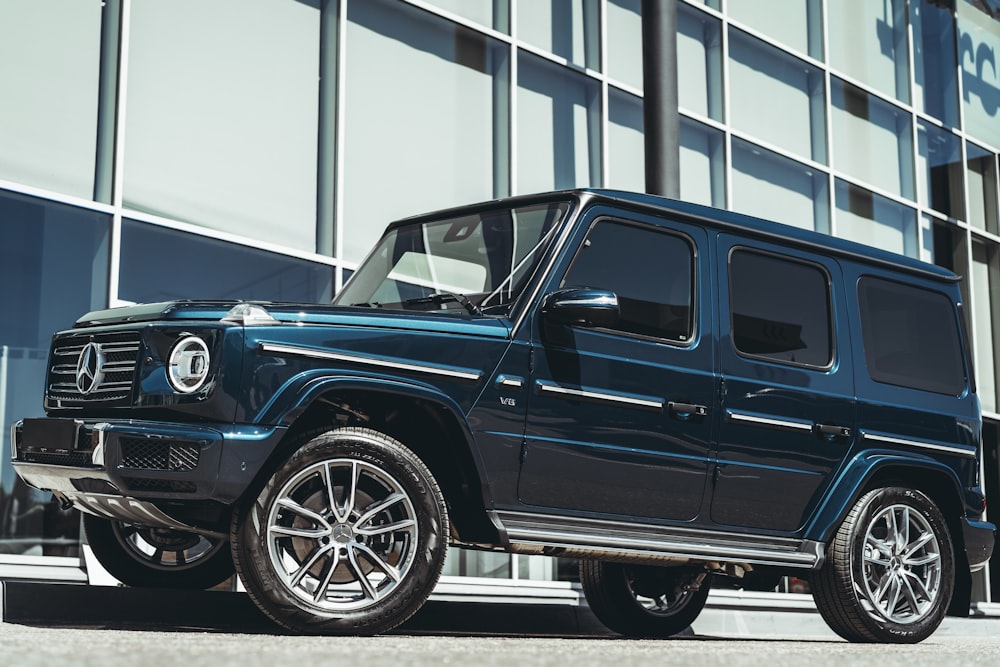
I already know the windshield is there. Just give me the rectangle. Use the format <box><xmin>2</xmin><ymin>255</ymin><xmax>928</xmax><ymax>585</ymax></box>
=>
<box><xmin>334</xmin><ymin>201</ymin><xmax>570</xmax><ymax>314</ymax></box>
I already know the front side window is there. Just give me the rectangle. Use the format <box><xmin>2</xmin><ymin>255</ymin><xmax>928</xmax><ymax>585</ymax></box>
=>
<box><xmin>730</xmin><ymin>249</ymin><xmax>832</xmax><ymax>368</ymax></box>
<box><xmin>560</xmin><ymin>219</ymin><xmax>694</xmax><ymax>342</ymax></box>
<box><xmin>858</xmin><ymin>277</ymin><xmax>966</xmax><ymax>395</ymax></box>
<box><xmin>334</xmin><ymin>202</ymin><xmax>569</xmax><ymax>314</ymax></box>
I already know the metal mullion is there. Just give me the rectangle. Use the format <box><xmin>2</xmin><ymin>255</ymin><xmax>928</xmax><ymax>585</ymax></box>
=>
<box><xmin>509</xmin><ymin>0</ymin><xmax>519</xmax><ymax>195</ymax></box>
<box><xmin>108</xmin><ymin>0</ymin><xmax>132</xmax><ymax>308</ymax></box>
<box><xmin>720</xmin><ymin>2</ymin><xmax>732</xmax><ymax>209</ymax></box>
<box><xmin>399</xmin><ymin>0</ymin><xmax>513</xmax><ymax>45</ymax></box>
<box><xmin>821</xmin><ymin>0</ymin><xmax>836</xmax><ymax>237</ymax></box>
<box><xmin>333</xmin><ymin>0</ymin><xmax>349</xmax><ymax>289</ymax></box>
<box><xmin>599</xmin><ymin>0</ymin><xmax>609</xmax><ymax>188</ymax></box>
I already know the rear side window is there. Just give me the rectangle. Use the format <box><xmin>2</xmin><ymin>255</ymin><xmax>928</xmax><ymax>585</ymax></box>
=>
<box><xmin>561</xmin><ymin>219</ymin><xmax>694</xmax><ymax>342</ymax></box>
<box><xmin>858</xmin><ymin>277</ymin><xmax>966</xmax><ymax>395</ymax></box>
<box><xmin>729</xmin><ymin>249</ymin><xmax>833</xmax><ymax>368</ymax></box>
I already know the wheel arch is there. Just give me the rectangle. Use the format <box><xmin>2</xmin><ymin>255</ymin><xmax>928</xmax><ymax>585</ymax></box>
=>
<box><xmin>242</xmin><ymin>376</ymin><xmax>501</xmax><ymax>546</ymax></box>
<box><xmin>809</xmin><ymin>454</ymin><xmax>973</xmax><ymax>616</ymax></box>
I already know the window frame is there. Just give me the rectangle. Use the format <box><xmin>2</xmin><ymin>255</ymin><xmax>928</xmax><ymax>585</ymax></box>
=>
<box><xmin>557</xmin><ymin>216</ymin><xmax>698</xmax><ymax>347</ymax></box>
<box><xmin>727</xmin><ymin>246</ymin><xmax>836</xmax><ymax>371</ymax></box>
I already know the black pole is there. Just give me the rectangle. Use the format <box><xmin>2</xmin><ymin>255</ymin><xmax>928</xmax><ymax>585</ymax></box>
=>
<box><xmin>642</xmin><ymin>0</ymin><xmax>680</xmax><ymax>198</ymax></box>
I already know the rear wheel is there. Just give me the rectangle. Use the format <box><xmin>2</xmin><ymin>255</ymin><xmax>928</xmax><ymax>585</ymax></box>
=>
<box><xmin>83</xmin><ymin>514</ymin><xmax>234</xmax><ymax>589</ymax></box>
<box><xmin>580</xmin><ymin>561</ymin><xmax>711</xmax><ymax>638</ymax></box>
<box><xmin>811</xmin><ymin>486</ymin><xmax>954</xmax><ymax>643</ymax></box>
<box><xmin>231</xmin><ymin>427</ymin><xmax>448</xmax><ymax>635</ymax></box>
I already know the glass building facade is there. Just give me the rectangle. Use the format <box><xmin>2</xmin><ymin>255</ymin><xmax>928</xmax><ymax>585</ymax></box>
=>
<box><xmin>2</xmin><ymin>0</ymin><xmax>1000</xmax><ymax>605</ymax></box>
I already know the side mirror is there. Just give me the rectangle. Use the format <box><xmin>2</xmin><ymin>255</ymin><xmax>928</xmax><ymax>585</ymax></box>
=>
<box><xmin>541</xmin><ymin>288</ymin><xmax>619</xmax><ymax>328</ymax></box>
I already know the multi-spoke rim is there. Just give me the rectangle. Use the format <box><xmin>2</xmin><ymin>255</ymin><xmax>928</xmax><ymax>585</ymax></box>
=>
<box><xmin>858</xmin><ymin>503</ymin><xmax>942</xmax><ymax>625</ymax></box>
<box><xmin>266</xmin><ymin>458</ymin><xmax>418</xmax><ymax>613</ymax></box>
<box><xmin>626</xmin><ymin>571</ymin><xmax>696</xmax><ymax>617</ymax></box>
<box><xmin>112</xmin><ymin>522</ymin><xmax>223</xmax><ymax>571</ymax></box>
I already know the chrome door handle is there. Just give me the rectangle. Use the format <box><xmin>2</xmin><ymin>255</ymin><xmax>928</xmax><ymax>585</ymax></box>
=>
<box><xmin>815</xmin><ymin>423</ymin><xmax>852</xmax><ymax>439</ymax></box>
<box><xmin>668</xmin><ymin>401</ymin><xmax>708</xmax><ymax>417</ymax></box>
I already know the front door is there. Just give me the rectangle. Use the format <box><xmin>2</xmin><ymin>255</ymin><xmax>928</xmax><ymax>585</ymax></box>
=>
<box><xmin>518</xmin><ymin>211</ymin><xmax>716</xmax><ymax>521</ymax></box>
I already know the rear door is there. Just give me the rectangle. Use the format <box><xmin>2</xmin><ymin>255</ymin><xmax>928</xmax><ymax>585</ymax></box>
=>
<box><xmin>711</xmin><ymin>237</ymin><xmax>856</xmax><ymax>532</ymax></box>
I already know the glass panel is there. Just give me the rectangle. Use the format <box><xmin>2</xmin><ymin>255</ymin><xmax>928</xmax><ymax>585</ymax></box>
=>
<box><xmin>729</xmin><ymin>250</ymin><xmax>832</xmax><ymax>368</ymax></box>
<box><xmin>858</xmin><ymin>277</ymin><xmax>966</xmax><ymax>396</ymax></box>
<box><xmin>677</xmin><ymin>4</ymin><xmax>723</xmax><ymax>121</ymax></box>
<box><xmin>973</xmin><ymin>242</ymin><xmax>998</xmax><ymax>413</ymax></box>
<box><xmin>731</xmin><ymin>139</ymin><xmax>829</xmax><ymax>233</ymax></box>
<box><xmin>680</xmin><ymin>118</ymin><xmax>725</xmax><ymax>208</ymax></box>
<box><xmin>0</xmin><ymin>0</ymin><xmax>101</xmax><ymax>198</ymax></box>
<box><xmin>831</xmin><ymin>79</ymin><xmax>914</xmax><ymax>199</ymax></box>
<box><xmin>344</xmin><ymin>0</ymin><xmax>509</xmax><ymax>263</ymax></box>
<box><xmin>561</xmin><ymin>221</ymin><xmax>694</xmax><ymax>342</ymax></box>
<box><xmin>517</xmin><ymin>0</ymin><xmax>599</xmax><ymax>69</ymax></box>
<box><xmin>608</xmin><ymin>89</ymin><xmax>645</xmax><ymax>192</ymax></box>
<box><xmin>441</xmin><ymin>547</ymin><xmax>511</xmax><ymax>577</ymax></box>
<box><xmin>119</xmin><ymin>221</ymin><xmax>334</xmax><ymax>304</ymax></box>
<box><xmin>917</xmin><ymin>122</ymin><xmax>965</xmax><ymax>219</ymax></box>
<box><xmin>0</xmin><ymin>190</ymin><xmax>110</xmax><ymax>556</ymax></box>
<box><xmin>968</xmin><ymin>143</ymin><xmax>999</xmax><ymax>235</ymax></box>
<box><xmin>835</xmin><ymin>180</ymin><xmax>917</xmax><ymax>257</ymax></box>
<box><xmin>422</xmin><ymin>0</ymin><xmax>509</xmax><ymax>32</ymax></box>
<box><xmin>828</xmin><ymin>0</ymin><xmax>909</xmax><ymax>102</ymax></box>
<box><xmin>958</xmin><ymin>1</ymin><xmax>1000</xmax><ymax>147</ymax></box>
<box><xmin>607</xmin><ymin>0</ymin><xmax>643</xmax><ymax>89</ymax></box>
<box><xmin>912</xmin><ymin>0</ymin><xmax>960</xmax><ymax>127</ymax></box>
<box><xmin>728</xmin><ymin>30</ymin><xmax>826</xmax><ymax>163</ymax></box>
<box><xmin>124</xmin><ymin>0</ymin><xmax>319</xmax><ymax>252</ymax></box>
<box><xmin>517</xmin><ymin>53</ymin><xmax>601</xmax><ymax>193</ymax></box>
<box><xmin>517</xmin><ymin>554</ymin><xmax>558</xmax><ymax>580</ymax></box>
<box><xmin>727</xmin><ymin>0</ymin><xmax>822</xmax><ymax>59</ymax></box>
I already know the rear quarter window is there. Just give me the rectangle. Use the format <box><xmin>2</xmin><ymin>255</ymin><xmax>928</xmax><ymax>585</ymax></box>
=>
<box><xmin>858</xmin><ymin>276</ymin><xmax>967</xmax><ymax>395</ymax></box>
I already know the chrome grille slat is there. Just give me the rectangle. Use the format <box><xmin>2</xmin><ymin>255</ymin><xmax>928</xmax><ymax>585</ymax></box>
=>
<box><xmin>47</xmin><ymin>331</ymin><xmax>140</xmax><ymax>408</ymax></box>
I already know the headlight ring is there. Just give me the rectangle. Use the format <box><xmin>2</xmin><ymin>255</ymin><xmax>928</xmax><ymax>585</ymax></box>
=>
<box><xmin>167</xmin><ymin>336</ymin><xmax>211</xmax><ymax>394</ymax></box>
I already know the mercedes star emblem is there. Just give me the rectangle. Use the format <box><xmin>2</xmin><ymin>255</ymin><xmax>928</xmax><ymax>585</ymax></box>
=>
<box><xmin>76</xmin><ymin>341</ymin><xmax>106</xmax><ymax>395</ymax></box>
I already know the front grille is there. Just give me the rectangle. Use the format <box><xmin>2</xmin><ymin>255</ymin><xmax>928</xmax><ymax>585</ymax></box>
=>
<box><xmin>120</xmin><ymin>437</ymin><xmax>201</xmax><ymax>472</ymax></box>
<box><xmin>123</xmin><ymin>478</ymin><xmax>197</xmax><ymax>494</ymax></box>
<box><xmin>47</xmin><ymin>331</ymin><xmax>140</xmax><ymax>407</ymax></box>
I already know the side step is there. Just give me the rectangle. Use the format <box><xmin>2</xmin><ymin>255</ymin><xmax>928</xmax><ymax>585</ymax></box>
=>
<box><xmin>496</xmin><ymin>511</ymin><xmax>824</xmax><ymax>569</ymax></box>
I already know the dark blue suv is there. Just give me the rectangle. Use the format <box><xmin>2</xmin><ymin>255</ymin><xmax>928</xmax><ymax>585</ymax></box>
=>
<box><xmin>11</xmin><ymin>190</ymin><xmax>995</xmax><ymax>642</ymax></box>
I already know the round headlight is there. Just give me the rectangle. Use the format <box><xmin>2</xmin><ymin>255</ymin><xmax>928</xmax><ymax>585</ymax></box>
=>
<box><xmin>168</xmin><ymin>336</ymin><xmax>211</xmax><ymax>393</ymax></box>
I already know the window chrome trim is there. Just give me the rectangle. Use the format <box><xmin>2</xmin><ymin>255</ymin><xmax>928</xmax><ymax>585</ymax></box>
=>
<box><xmin>860</xmin><ymin>431</ymin><xmax>978</xmax><ymax>459</ymax></box>
<box><xmin>536</xmin><ymin>380</ymin><xmax>663</xmax><ymax>410</ymax></box>
<box><xmin>726</xmin><ymin>410</ymin><xmax>814</xmax><ymax>432</ymax></box>
<box><xmin>259</xmin><ymin>343</ymin><xmax>482</xmax><ymax>382</ymax></box>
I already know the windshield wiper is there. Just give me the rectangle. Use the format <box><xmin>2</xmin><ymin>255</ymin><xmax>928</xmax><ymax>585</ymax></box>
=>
<box><xmin>350</xmin><ymin>302</ymin><xmax>383</xmax><ymax>308</ymax></box>
<box><xmin>402</xmin><ymin>292</ymin><xmax>481</xmax><ymax>315</ymax></box>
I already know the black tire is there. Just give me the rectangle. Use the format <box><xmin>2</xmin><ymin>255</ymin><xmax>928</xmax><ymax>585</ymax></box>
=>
<box><xmin>231</xmin><ymin>427</ymin><xmax>448</xmax><ymax>635</ymax></box>
<box><xmin>580</xmin><ymin>561</ymin><xmax>711</xmax><ymax>638</ymax></box>
<box><xmin>811</xmin><ymin>486</ymin><xmax>954</xmax><ymax>643</ymax></box>
<box><xmin>83</xmin><ymin>514</ymin><xmax>234</xmax><ymax>589</ymax></box>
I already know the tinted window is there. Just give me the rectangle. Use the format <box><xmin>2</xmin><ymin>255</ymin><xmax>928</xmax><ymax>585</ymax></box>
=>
<box><xmin>561</xmin><ymin>220</ymin><xmax>694</xmax><ymax>341</ymax></box>
<box><xmin>730</xmin><ymin>250</ymin><xmax>832</xmax><ymax>367</ymax></box>
<box><xmin>858</xmin><ymin>277</ymin><xmax>966</xmax><ymax>395</ymax></box>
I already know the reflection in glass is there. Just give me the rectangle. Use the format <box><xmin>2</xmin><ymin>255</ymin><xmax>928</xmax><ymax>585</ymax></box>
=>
<box><xmin>124</xmin><ymin>0</ymin><xmax>319</xmax><ymax>252</ymax></box>
<box><xmin>607</xmin><ymin>0</ymin><xmax>643</xmax><ymax>89</ymax></box>
<box><xmin>727</xmin><ymin>0</ymin><xmax>822</xmax><ymax>59</ymax></box>
<box><xmin>835</xmin><ymin>180</ymin><xmax>917</xmax><ymax>257</ymax></box>
<box><xmin>967</xmin><ymin>143</ymin><xmax>999</xmax><ymax>234</ymax></box>
<box><xmin>442</xmin><ymin>547</ymin><xmax>511</xmax><ymax>578</ymax></box>
<box><xmin>344</xmin><ymin>0</ymin><xmax>509</xmax><ymax>263</ymax></box>
<box><xmin>608</xmin><ymin>89</ymin><xmax>645</xmax><ymax>192</ymax></box>
<box><xmin>678</xmin><ymin>4</ymin><xmax>723</xmax><ymax>121</ymax></box>
<box><xmin>421</xmin><ymin>0</ymin><xmax>508</xmax><ymax>32</ymax></box>
<box><xmin>518</xmin><ymin>54</ymin><xmax>601</xmax><ymax>193</ymax></box>
<box><xmin>728</xmin><ymin>30</ymin><xmax>826</xmax><ymax>163</ymax></box>
<box><xmin>917</xmin><ymin>122</ymin><xmax>965</xmax><ymax>219</ymax></box>
<box><xmin>119</xmin><ymin>221</ymin><xmax>334</xmax><ymax>304</ymax></box>
<box><xmin>958</xmin><ymin>1</ymin><xmax>1000</xmax><ymax>147</ymax></box>
<box><xmin>0</xmin><ymin>0</ymin><xmax>101</xmax><ymax>198</ymax></box>
<box><xmin>680</xmin><ymin>119</ymin><xmax>725</xmax><ymax>208</ymax></box>
<box><xmin>828</xmin><ymin>0</ymin><xmax>909</xmax><ymax>102</ymax></box>
<box><xmin>0</xmin><ymin>191</ymin><xmax>110</xmax><ymax>557</ymax></box>
<box><xmin>831</xmin><ymin>79</ymin><xmax>914</xmax><ymax>199</ymax></box>
<box><xmin>912</xmin><ymin>0</ymin><xmax>960</xmax><ymax>127</ymax></box>
<box><xmin>518</xmin><ymin>0</ymin><xmax>599</xmax><ymax>70</ymax></box>
<box><xmin>732</xmin><ymin>140</ymin><xmax>828</xmax><ymax>233</ymax></box>
<box><xmin>973</xmin><ymin>242</ymin><xmax>999</xmax><ymax>413</ymax></box>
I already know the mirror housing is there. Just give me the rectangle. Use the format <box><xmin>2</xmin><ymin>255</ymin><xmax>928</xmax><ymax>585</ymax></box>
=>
<box><xmin>541</xmin><ymin>288</ymin><xmax>619</xmax><ymax>328</ymax></box>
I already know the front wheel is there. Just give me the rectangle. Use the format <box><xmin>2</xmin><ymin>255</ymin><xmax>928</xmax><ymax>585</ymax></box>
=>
<box><xmin>580</xmin><ymin>561</ymin><xmax>711</xmax><ymax>637</ymax></box>
<box><xmin>231</xmin><ymin>427</ymin><xmax>448</xmax><ymax>635</ymax></box>
<box><xmin>811</xmin><ymin>486</ymin><xmax>954</xmax><ymax>643</ymax></box>
<box><xmin>83</xmin><ymin>514</ymin><xmax>234</xmax><ymax>589</ymax></box>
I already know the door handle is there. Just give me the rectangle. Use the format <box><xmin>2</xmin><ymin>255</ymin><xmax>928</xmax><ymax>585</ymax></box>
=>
<box><xmin>668</xmin><ymin>402</ymin><xmax>708</xmax><ymax>417</ymax></box>
<box><xmin>815</xmin><ymin>423</ymin><xmax>852</xmax><ymax>439</ymax></box>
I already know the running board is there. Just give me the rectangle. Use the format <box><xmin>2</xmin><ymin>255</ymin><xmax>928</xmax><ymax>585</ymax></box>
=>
<box><xmin>495</xmin><ymin>510</ymin><xmax>824</xmax><ymax>569</ymax></box>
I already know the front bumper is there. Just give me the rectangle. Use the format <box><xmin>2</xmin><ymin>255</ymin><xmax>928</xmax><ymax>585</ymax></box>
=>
<box><xmin>963</xmin><ymin>517</ymin><xmax>996</xmax><ymax>572</ymax></box>
<box><xmin>11</xmin><ymin>418</ymin><xmax>286</xmax><ymax>532</ymax></box>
